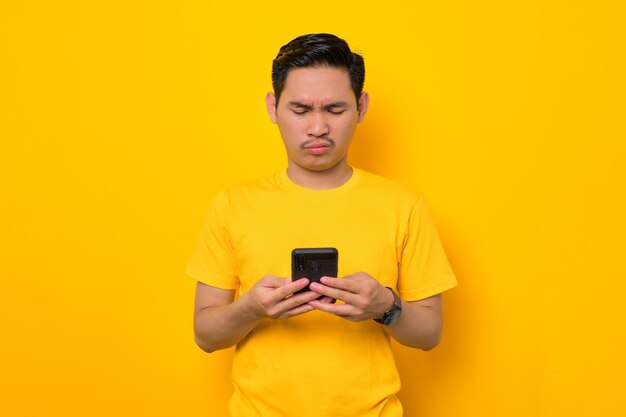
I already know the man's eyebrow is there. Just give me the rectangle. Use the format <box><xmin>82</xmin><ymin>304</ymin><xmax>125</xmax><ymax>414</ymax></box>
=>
<box><xmin>323</xmin><ymin>102</ymin><xmax>348</xmax><ymax>109</ymax></box>
<box><xmin>288</xmin><ymin>101</ymin><xmax>313</xmax><ymax>109</ymax></box>
<box><xmin>288</xmin><ymin>101</ymin><xmax>349</xmax><ymax>109</ymax></box>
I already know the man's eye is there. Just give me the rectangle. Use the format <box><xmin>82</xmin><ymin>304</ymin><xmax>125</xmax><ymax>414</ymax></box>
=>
<box><xmin>329</xmin><ymin>110</ymin><xmax>345</xmax><ymax>115</ymax></box>
<box><xmin>292</xmin><ymin>110</ymin><xmax>308</xmax><ymax>115</ymax></box>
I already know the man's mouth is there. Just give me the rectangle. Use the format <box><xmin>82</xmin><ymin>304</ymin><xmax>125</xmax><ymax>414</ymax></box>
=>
<box><xmin>302</xmin><ymin>139</ymin><xmax>335</xmax><ymax>155</ymax></box>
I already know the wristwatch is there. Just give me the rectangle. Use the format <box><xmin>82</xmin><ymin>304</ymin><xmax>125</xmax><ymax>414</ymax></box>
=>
<box><xmin>374</xmin><ymin>287</ymin><xmax>402</xmax><ymax>326</ymax></box>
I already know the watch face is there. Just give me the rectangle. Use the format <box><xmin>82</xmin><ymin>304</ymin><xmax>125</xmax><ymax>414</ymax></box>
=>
<box><xmin>384</xmin><ymin>309</ymin><xmax>401</xmax><ymax>325</ymax></box>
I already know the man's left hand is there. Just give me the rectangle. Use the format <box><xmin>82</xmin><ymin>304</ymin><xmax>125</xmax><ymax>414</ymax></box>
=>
<box><xmin>308</xmin><ymin>272</ymin><xmax>395</xmax><ymax>321</ymax></box>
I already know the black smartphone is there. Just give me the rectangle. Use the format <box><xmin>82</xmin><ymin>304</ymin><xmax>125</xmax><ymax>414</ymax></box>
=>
<box><xmin>291</xmin><ymin>247</ymin><xmax>338</xmax><ymax>294</ymax></box>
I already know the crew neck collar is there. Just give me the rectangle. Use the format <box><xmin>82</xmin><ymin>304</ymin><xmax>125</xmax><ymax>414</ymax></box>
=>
<box><xmin>278</xmin><ymin>167</ymin><xmax>362</xmax><ymax>196</ymax></box>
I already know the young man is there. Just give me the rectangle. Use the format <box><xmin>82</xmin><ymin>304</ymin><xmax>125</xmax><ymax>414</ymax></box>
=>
<box><xmin>187</xmin><ymin>33</ymin><xmax>457</xmax><ymax>417</ymax></box>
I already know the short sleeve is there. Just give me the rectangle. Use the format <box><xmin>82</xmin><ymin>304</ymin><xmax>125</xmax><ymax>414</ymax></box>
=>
<box><xmin>186</xmin><ymin>191</ymin><xmax>239</xmax><ymax>289</ymax></box>
<box><xmin>397</xmin><ymin>196</ymin><xmax>458</xmax><ymax>301</ymax></box>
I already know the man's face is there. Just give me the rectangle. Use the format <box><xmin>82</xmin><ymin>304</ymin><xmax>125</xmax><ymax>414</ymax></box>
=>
<box><xmin>266</xmin><ymin>66</ymin><xmax>368</xmax><ymax>174</ymax></box>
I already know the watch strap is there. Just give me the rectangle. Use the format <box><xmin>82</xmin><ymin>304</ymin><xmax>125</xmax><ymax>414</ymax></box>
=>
<box><xmin>374</xmin><ymin>287</ymin><xmax>402</xmax><ymax>325</ymax></box>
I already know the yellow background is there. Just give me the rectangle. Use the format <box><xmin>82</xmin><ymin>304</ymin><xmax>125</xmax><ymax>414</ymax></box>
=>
<box><xmin>2</xmin><ymin>1</ymin><xmax>625</xmax><ymax>416</ymax></box>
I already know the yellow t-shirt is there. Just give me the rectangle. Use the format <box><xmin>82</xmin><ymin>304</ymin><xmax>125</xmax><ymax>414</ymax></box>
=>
<box><xmin>187</xmin><ymin>168</ymin><xmax>457</xmax><ymax>417</ymax></box>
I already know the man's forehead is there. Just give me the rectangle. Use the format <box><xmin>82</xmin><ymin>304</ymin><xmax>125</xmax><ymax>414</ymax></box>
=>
<box><xmin>282</xmin><ymin>67</ymin><xmax>352</xmax><ymax>89</ymax></box>
<box><xmin>280</xmin><ymin>67</ymin><xmax>355</xmax><ymax>105</ymax></box>
<box><xmin>285</xmin><ymin>65</ymin><xmax>350</xmax><ymax>78</ymax></box>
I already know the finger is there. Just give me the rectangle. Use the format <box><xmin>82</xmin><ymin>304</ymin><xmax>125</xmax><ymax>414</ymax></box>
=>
<box><xmin>309</xmin><ymin>299</ymin><xmax>352</xmax><ymax>316</ymax></box>
<box><xmin>260</xmin><ymin>275</ymin><xmax>291</xmax><ymax>287</ymax></box>
<box><xmin>274</xmin><ymin>290</ymin><xmax>320</xmax><ymax>314</ymax></box>
<box><xmin>310</xmin><ymin>282</ymin><xmax>357</xmax><ymax>304</ymax></box>
<box><xmin>273</xmin><ymin>278</ymin><xmax>310</xmax><ymax>301</ymax></box>
<box><xmin>261</xmin><ymin>275</ymin><xmax>306</xmax><ymax>290</ymax></box>
<box><xmin>279</xmin><ymin>303</ymin><xmax>315</xmax><ymax>318</ymax></box>
<box><xmin>319</xmin><ymin>276</ymin><xmax>360</xmax><ymax>293</ymax></box>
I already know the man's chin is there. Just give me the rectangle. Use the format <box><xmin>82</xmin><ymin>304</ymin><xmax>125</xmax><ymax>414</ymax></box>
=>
<box><xmin>302</xmin><ymin>160</ymin><xmax>342</xmax><ymax>173</ymax></box>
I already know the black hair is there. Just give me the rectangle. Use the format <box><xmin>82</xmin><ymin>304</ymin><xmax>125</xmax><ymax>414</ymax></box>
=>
<box><xmin>271</xmin><ymin>33</ymin><xmax>365</xmax><ymax>105</ymax></box>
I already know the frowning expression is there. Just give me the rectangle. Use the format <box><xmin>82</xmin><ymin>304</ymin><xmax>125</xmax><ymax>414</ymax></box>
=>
<box><xmin>266</xmin><ymin>66</ymin><xmax>368</xmax><ymax>174</ymax></box>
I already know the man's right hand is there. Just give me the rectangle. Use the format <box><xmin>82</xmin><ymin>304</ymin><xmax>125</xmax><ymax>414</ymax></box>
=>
<box><xmin>240</xmin><ymin>276</ymin><xmax>323</xmax><ymax>319</ymax></box>
<box><xmin>194</xmin><ymin>276</ymin><xmax>333</xmax><ymax>353</ymax></box>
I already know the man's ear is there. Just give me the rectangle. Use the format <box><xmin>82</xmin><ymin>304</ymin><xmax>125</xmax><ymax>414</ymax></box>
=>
<box><xmin>266</xmin><ymin>92</ymin><xmax>278</xmax><ymax>123</ymax></box>
<box><xmin>357</xmin><ymin>91</ymin><xmax>369</xmax><ymax>123</ymax></box>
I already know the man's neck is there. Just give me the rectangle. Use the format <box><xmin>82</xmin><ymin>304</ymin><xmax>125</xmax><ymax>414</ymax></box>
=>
<box><xmin>286</xmin><ymin>163</ymin><xmax>354</xmax><ymax>190</ymax></box>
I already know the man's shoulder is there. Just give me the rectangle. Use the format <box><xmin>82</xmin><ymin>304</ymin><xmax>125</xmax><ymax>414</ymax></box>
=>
<box><xmin>213</xmin><ymin>171</ymin><xmax>285</xmax><ymax>201</ymax></box>
<box><xmin>356</xmin><ymin>169</ymin><xmax>422</xmax><ymax>203</ymax></box>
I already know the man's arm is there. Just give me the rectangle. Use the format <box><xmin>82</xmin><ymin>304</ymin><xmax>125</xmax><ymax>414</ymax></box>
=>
<box><xmin>383</xmin><ymin>294</ymin><xmax>442</xmax><ymax>351</ymax></box>
<box><xmin>309</xmin><ymin>273</ymin><xmax>443</xmax><ymax>351</ymax></box>
<box><xmin>193</xmin><ymin>276</ymin><xmax>323</xmax><ymax>353</ymax></box>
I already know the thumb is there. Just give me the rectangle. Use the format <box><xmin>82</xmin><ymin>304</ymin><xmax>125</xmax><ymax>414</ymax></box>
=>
<box><xmin>259</xmin><ymin>275</ymin><xmax>290</xmax><ymax>288</ymax></box>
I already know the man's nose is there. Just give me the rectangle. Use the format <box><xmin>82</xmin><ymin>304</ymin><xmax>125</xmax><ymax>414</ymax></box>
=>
<box><xmin>307</xmin><ymin>112</ymin><xmax>330</xmax><ymax>137</ymax></box>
